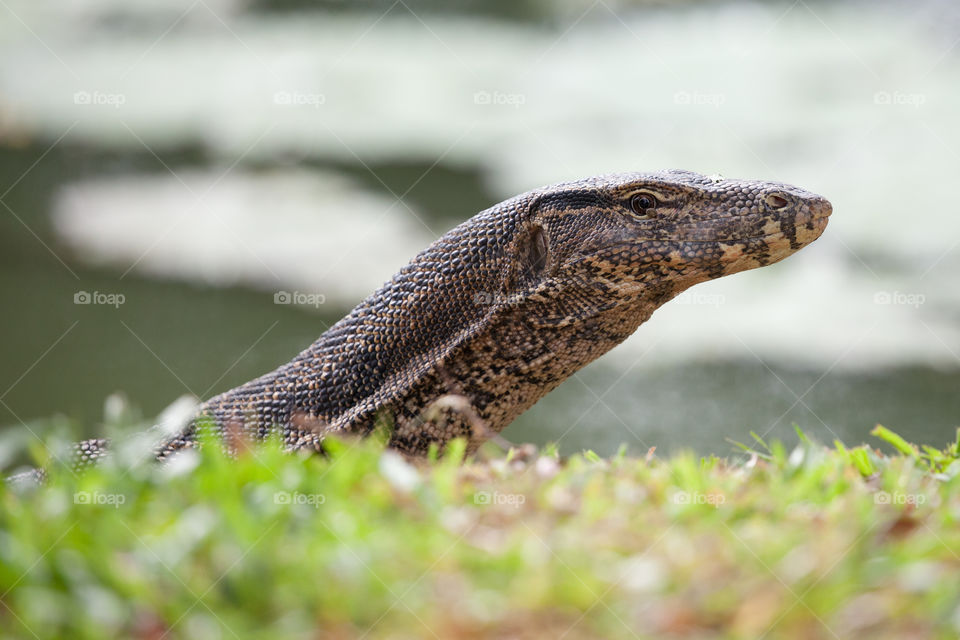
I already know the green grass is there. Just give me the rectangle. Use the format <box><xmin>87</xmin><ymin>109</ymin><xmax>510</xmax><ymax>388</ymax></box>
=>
<box><xmin>1</xmin><ymin>423</ymin><xmax>959</xmax><ymax>639</ymax></box>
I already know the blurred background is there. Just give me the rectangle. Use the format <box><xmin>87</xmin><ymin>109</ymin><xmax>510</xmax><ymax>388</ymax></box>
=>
<box><xmin>0</xmin><ymin>0</ymin><xmax>957</xmax><ymax>457</ymax></box>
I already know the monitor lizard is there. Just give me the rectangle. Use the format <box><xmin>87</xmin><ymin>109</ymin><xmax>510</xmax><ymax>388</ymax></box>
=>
<box><xmin>68</xmin><ymin>169</ymin><xmax>830</xmax><ymax>468</ymax></box>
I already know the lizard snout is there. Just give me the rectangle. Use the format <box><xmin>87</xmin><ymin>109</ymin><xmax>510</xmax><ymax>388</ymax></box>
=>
<box><xmin>763</xmin><ymin>189</ymin><xmax>832</xmax><ymax>220</ymax></box>
<box><xmin>809</xmin><ymin>195</ymin><xmax>833</xmax><ymax>219</ymax></box>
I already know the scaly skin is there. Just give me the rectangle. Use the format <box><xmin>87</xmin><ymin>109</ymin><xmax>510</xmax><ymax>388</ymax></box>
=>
<box><xmin>83</xmin><ymin>170</ymin><xmax>831</xmax><ymax>464</ymax></box>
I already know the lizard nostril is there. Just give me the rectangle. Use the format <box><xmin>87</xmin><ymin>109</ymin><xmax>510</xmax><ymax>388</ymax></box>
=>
<box><xmin>764</xmin><ymin>193</ymin><xmax>790</xmax><ymax>210</ymax></box>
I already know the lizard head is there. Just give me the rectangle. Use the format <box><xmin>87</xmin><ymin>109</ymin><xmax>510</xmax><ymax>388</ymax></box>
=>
<box><xmin>511</xmin><ymin>170</ymin><xmax>831</xmax><ymax>310</ymax></box>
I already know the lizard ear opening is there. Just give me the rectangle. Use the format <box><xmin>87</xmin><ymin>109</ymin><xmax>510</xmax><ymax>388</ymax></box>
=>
<box><xmin>525</xmin><ymin>225</ymin><xmax>549</xmax><ymax>277</ymax></box>
<box><xmin>503</xmin><ymin>223</ymin><xmax>550</xmax><ymax>294</ymax></box>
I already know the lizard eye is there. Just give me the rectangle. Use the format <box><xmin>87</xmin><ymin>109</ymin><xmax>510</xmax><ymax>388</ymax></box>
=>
<box><xmin>630</xmin><ymin>193</ymin><xmax>658</xmax><ymax>216</ymax></box>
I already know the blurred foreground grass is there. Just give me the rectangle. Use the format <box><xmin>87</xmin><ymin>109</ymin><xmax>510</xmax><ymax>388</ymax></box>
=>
<box><xmin>1</xmin><ymin>421</ymin><xmax>959</xmax><ymax>639</ymax></box>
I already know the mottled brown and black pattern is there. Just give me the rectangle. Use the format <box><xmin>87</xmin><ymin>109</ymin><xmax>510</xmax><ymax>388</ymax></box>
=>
<box><xmin>88</xmin><ymin>170</ymin><xmax>833</xmax><ymax>463</ymax></box>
